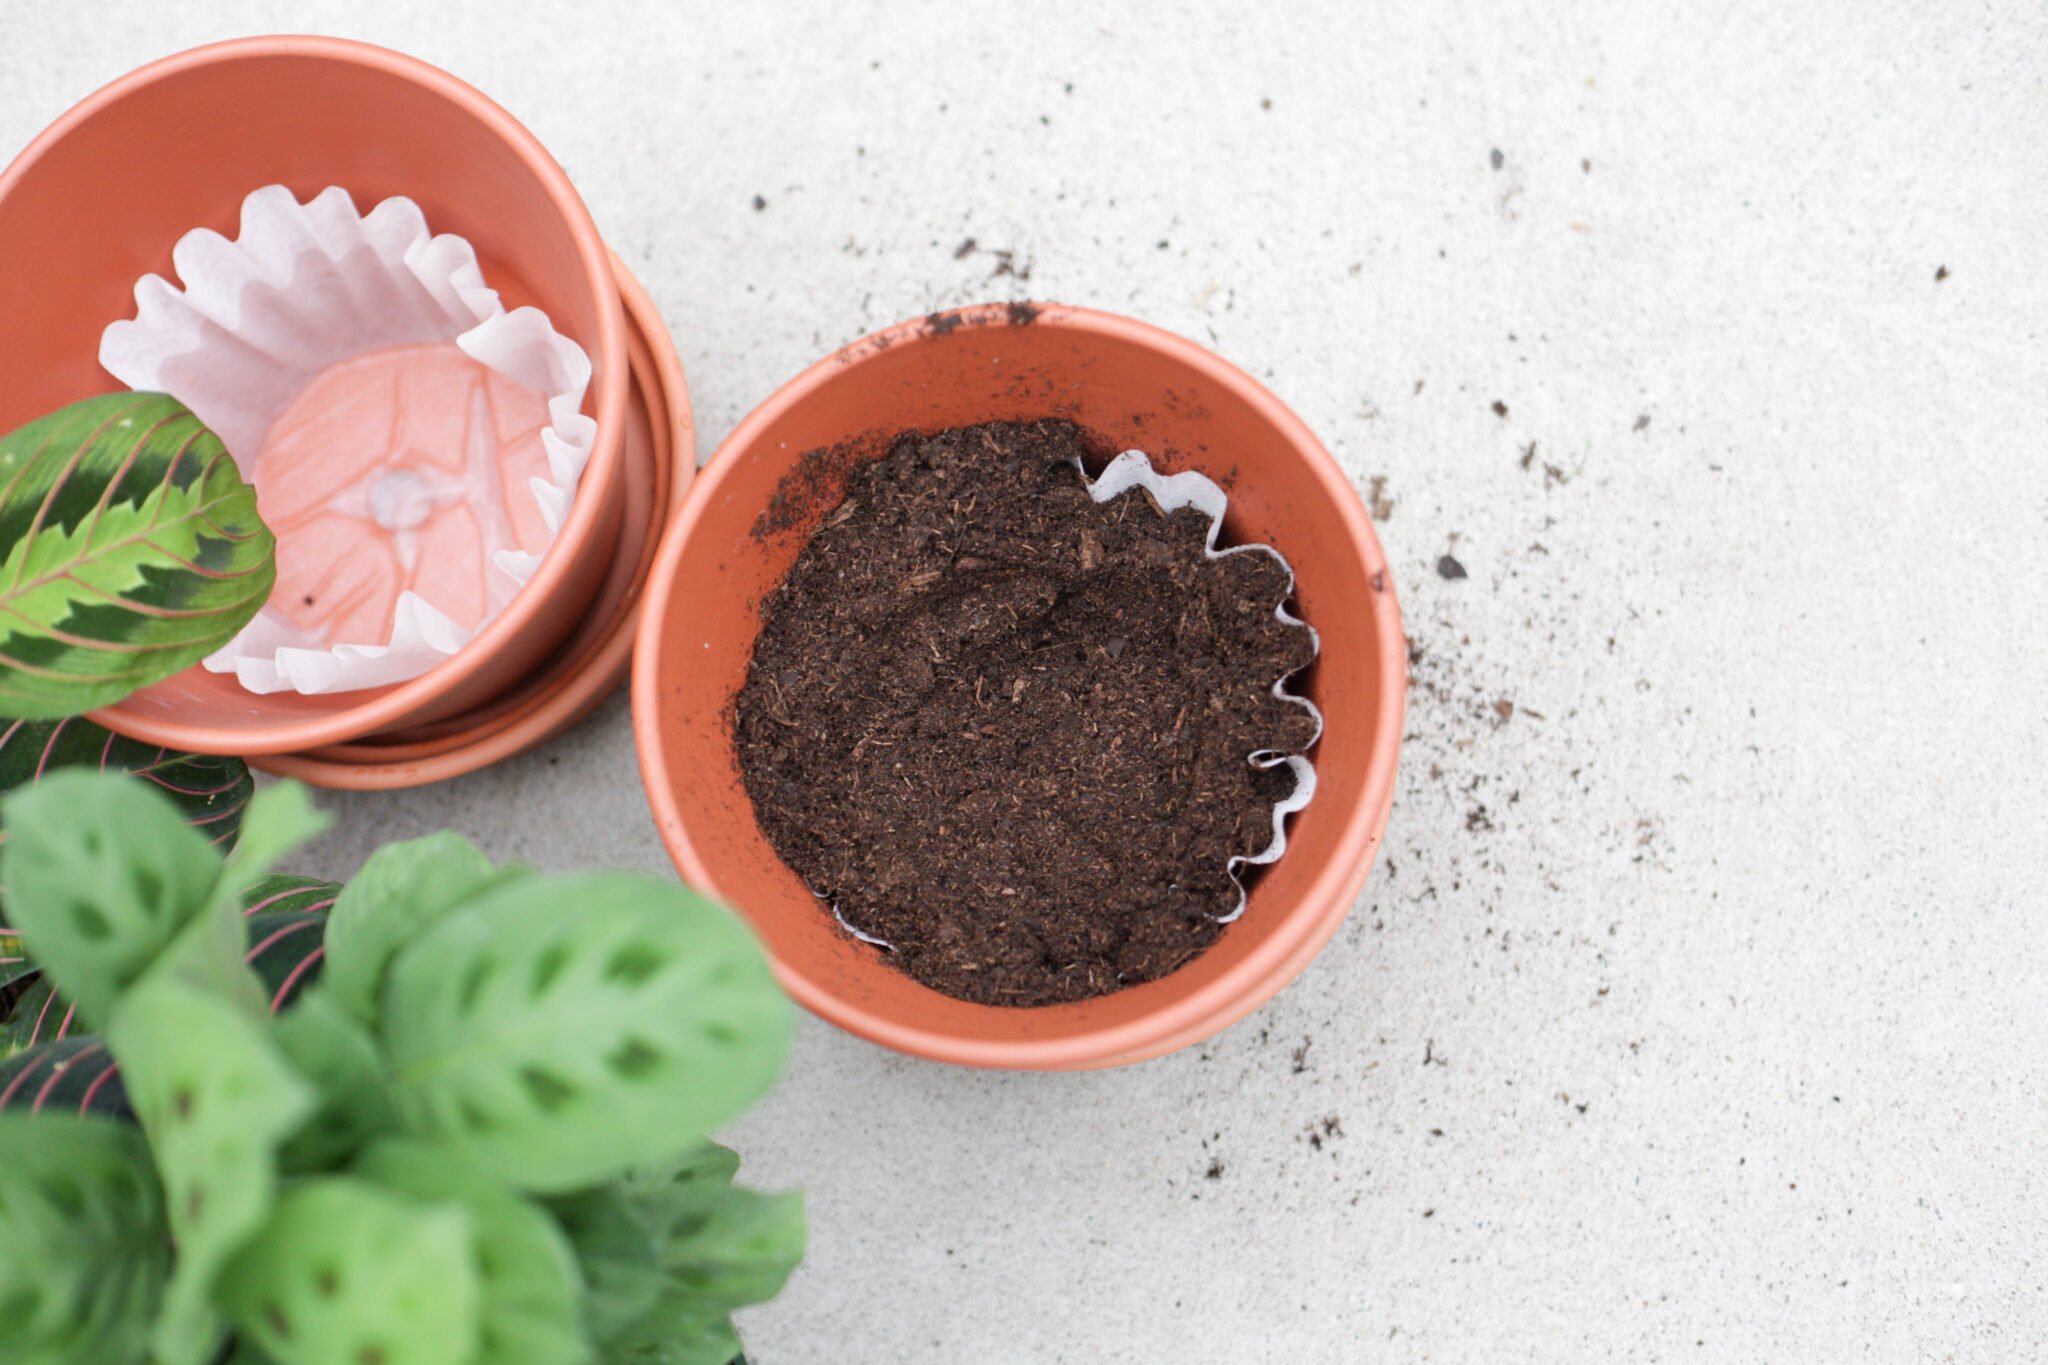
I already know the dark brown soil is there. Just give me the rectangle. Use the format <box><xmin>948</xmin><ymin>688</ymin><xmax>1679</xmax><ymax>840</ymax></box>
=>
<box><xmin>734</xmin><ymin>419</ymin><xmax>1318</xmax><ymax>1006</ymax></box>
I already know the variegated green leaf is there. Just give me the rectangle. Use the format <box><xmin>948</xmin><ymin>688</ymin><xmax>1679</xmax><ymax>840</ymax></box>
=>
<box><xmin>218</xmin><ymin>1177</ymin><xmax>481</xmax><ymax>1365</ymax></box>
<box><xmin>383</xmin><ymin>873</ymin><xmax>792</xmax><ymax>1194</ymax></box>
<box><xmin>321</xmin><ymin>831</ymin><xmax>510</xmax><ymax>1025</ymax></box>
<box><xmin>0</xmin><ymin>1112</ymin><xmax>167</xmax><ymax>1365</ymax></box>
<box><xmin>107</xmin><ymin>976</ymin><xmax>313</xmax><ymax>1365</ymax></box>
<box><xmin>0</xmin><ymin>769</ymin><xmax>220</xmax><ymax>1029</ymax></box>
<box><xmin>0</xmin><ymin>392</ymin><xmax>275</xmax><ymax>718</ymax></box>
<box><xmin>355</xmin><ymin>1140</ymin><xmax>589</xmax><ymax>1365</ymax></box>
<box><xmin>0</xmin><ymin>716</ymin><xmax>251</xmax><ymax>1002</ymax></box>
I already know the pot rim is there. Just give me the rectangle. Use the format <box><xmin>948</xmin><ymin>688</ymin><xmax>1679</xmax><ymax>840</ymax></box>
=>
<box><xmin>633</xmin><ymin>301</ymin><xmax>1405</xmax><ymax>1070</ymax></box>
<box><xmin>0</xmin><ymin>34</ymin><xmax>631</xmax><ymax>753</ymax></box>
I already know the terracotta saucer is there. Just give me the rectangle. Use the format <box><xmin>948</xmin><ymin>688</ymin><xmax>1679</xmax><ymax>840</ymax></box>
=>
<box><xmin>254</xmin><ymin>254</ymin><xmax>693</xmax><ymax>789</ymax></box>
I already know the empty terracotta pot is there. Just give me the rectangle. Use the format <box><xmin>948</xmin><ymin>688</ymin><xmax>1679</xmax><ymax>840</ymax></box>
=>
<box><xmin>633</xmin><ymin>303</ymin><xmax>1405</xmax><ymax>1069</ymax></box>
<box><xmin>0</xmin><ymin>36</ymin><xmax>630</xmax><ymax>754</ymax></box>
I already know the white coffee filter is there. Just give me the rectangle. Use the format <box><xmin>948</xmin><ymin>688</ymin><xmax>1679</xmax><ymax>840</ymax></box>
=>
<box><xmin>99</xmin><ymin>185</ymin><xmax>595</xmax><ymax>695</ymax></box>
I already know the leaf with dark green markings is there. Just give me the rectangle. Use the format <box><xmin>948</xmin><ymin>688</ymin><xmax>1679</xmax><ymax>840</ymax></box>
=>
<box><xmin>142</xmin><ymin>782</ymin><xmax>325</xmax><ymax>1020</ymax></box>
<box><xmin>108</xmin><ymin>976</ymin><xmax>312</xmax><ymax>1365</ymax></box>
<box><xmin>356</xmin><ymin>1140</ymin><xmax>590</xmax><ymax>1365</ymax></box>
<box><xmin>0</xmin><ymin>717</ymin><xmax>251</xmax><ymax>1001</ymax></box>
<box><xmin>3</xmin><ymin>873</ymin><xmax>336</xmax><ymax>1071</ymax></box>
<box><xmin>0</xmin><ymin>1113</ymin><xmax>168</xmax><ymax>1365</ymax></box>
<box><xmin>0</xmin><ymin>769</ymin><xmax>220</xmax><ymax>1028</ymax></box>
<box><xmin>0</xmin><ymin>392</ymin><xmax>275</xmax><ymax>718</ymax></box>
<box><xmin>321</xmin><ymin>831</ymin><xmax>510</xmax><ymax>1025</ymax></box>
<box><xmin>219</xmin><ymin>1177</ymin><xmax>481</xmax><ymax>1365</ymax></box>
<box><xmin>384</xmin><ymin>872</ymin><xmax>792</xmax><ymax>1193</ymax></box>
<box><xmin>0</xmin><ymin>1034</ymin><xmax>128</xmax><ymax>1117</ymax></box>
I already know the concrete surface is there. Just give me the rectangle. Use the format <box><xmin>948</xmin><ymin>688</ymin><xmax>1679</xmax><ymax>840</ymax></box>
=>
<box><xmin>4</xmin><ymin>1</ymin><xmax>2043</xmax><ymax>1359</ymax></box>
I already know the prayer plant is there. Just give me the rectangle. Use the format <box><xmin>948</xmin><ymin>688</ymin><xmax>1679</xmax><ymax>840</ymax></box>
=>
<box><xmin>0</xmin><ymin>723</ymin><xmax>800</xmax><ymax>1365</ymax></box>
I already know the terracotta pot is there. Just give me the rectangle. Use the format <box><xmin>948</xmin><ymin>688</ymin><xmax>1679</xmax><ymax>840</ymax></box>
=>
<box><xmin>0</xmin><ymin>36</ymin><xmax>630</xmax><ymax>754</ymax></box>
<box><xmin>633</xmin><ymin>303</ymin><xmax>1405</xmax><ymax>1069</ymax></box>
<box><xmin>256</xmin><ymin>254</ymin><xmax>692</xmax><ymax>789</ymax></box>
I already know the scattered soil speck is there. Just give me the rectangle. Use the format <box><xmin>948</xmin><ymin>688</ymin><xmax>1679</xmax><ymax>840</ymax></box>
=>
<box><xmin>1582</xmin><ymin>157</ymin><xmax>1592</xmax><ymax>173</ymax></box>
<box><xmin>1437</xmin><ymin>554</ymin><xmax>1467</xmax><ymax>581</ymax></box>
<box><xmin>990</xmin><ymin>249</ymin><xmax>1032</xmax><ymax>281</ymax></box>
<box><xmin>1491</xmin><ymin>400</ymin><xmax>1509</xmax><ymax>418</ymax></box>
<box><xmin>1260</xmin><ymin>96</ymin><xmax>1272</xmax><ymax>110</ymax></box>
<box><xmin>1934</xmin><ymin>264</ymin><xmax>1949</xmax><ymax>282</ymax></box>
<box><xmin>1205</xmin><ymin>1158</ymin><xmax>1226</xmax><ymax>1180</ymax></box>
<box><xmin>954</xmin><ymin>238</ymin><xmax>978</xmax><ymax>259</ymax></box>
<box><xmin>1492</xmin><ymin>698</ymin><xmax>1515</xmax><ymax>723</ymax></box>
<box><xmin>1004</xmin><ymin>300</ymin><xmax>1041</xmax><ymax>327</ymax></box>
<box><xmin>1633</xmin><ymin>413</ymin><xmax>1652</xmax><ymax>433</ymax></box>
<box><xmin>1367</xmin><ymin>475</ymin><xmax>1395</xmax><ymax>522</ymax></box>
<box><xmin>925</xmin><ymin>310</ymin><xmax>965</xmax><ymax>338</ymax></box>
<box><xmin>1489</xmin><ymin>148</ymin><xmax>1505</xmax><ymax>170</ymax></box>
<box><xmin>1519</xmin><ymin>441</ymin><xmax>1537</xmax><ymax>471</ymax></box>
<box><xmin>751</xmin><ymin>194</ymin><xmax>767</xmax><ymax>212</ymax></box>
<box><xmin>1291</xmin><ymin>1036</ymin><xmax>1312</xmax><ymax>1074</ymax></box>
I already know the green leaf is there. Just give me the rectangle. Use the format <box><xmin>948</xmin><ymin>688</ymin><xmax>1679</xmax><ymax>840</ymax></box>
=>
<box><xmin>650</xmin><ymin>1183</ymin><xmax>803</xmax><ymax>1316</ymax></box>
<box><xmin>0</xmin><ymin>768</ymin><xmax>219</xmax><ymax>1028</ymax></box>
<box><xmin>384</xmin><ymin>873</ymin><xmax>792</xmax><ymax>1194</ymax></box>
<box><xmin>0</xmin><ymin>1033</ymin><xmax>128</xmax><ymax>1115</ymax></box>
<box><xmin>322</xmin><ymin>831</ymin><xmax>507</xmax><ymax>1024</ymax></box>
<box><xmin>620</xmin><ymin>1145</ymin><xmax>801</xmax><ymax>1319</ymax></box>
<box><xmin>356</xmin><ymin>1140</ymin><xmax>591</xmax><ymax>1365</ymax></box>
<box><xmin>273</xmin><ymin>989</ymin><xmax>396</xmax><ymax>1172</ymax></box>
<box><xmin>1</xmin><ymin>975</ymin><xmax>74</xmax><ymax>1056</ymax></box>
<box><xmin>143</xmin><ymin>782</ymin><xmax>328</xmax><ymax>1021</ymax></box>
<box><xmin>239</xmin><ymin>872</ymin><xmax>343</xmax><ymax>918</ymax></box>
<box><xmin>0</xmin><ymin>1113</ymin><xmax>167</xmax><ymax>1365</ymax></box>
<box><xmin>555</xmin><ymin>1143</ymin><xmax>798</xmax><ymax>1359</ymax></box>
<box><xmin>547</xmin><ymin>1187</ymin><xmax>663</xmax><ymax>1345</ymax></box>
<box><xmin>243</xmin><ymin>876</ymin><xmax>341</xmax><ymax>1014</ymax></box>
<box><xmin>219</xmin><ymin>1177</ymin><xmax>481</xmax><ymax>1365</ymax></box>
<box><xmin>4</xmin><ymin>873</ymin><xmax>334</xmax><ymax>1062</ymax></box>
<box><xmin>0</xmin><ymin>717</ymin><xmax>251</xmax><ymax>1007</ymax></box>
<box><xmin>0</xmin><ymin>925</ymin><xmax>28</xmax><ymax>992</ymax></box>
<box><xmin>0</xmin><ymin>714</ymin><xmax>251</xmax><ymax>854</ymax></box>
<box><xmin>107</xmin><ymin>975</ymin><xmax>313</xmax><ymax>1365</ymax></box>
<box><xmin>0</xmin><ymin>393</ymin><xmax>275</xmax><ymax>718</ymax></box>
<box><xmin>600</xmin><ymin>1310</ymin><xmax>742</xmax><ymax>1365</ymax></box>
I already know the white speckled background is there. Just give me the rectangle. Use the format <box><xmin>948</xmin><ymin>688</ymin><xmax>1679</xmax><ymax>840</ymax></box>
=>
<box><xmin>5</xmin><ymin>1</ymin><xmax>2043</xmax><ymax>1359</ymax></box>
